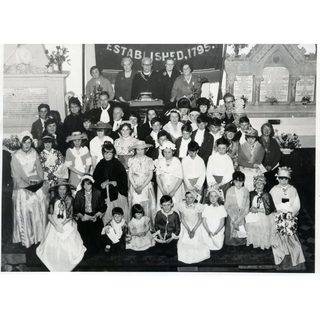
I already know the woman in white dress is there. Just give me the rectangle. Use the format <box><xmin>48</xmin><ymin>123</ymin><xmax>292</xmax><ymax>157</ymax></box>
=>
<box><xmin>36</xmin><ymin>180</ymin><xmax>86</xmax><ymax>271</ymax></box>
<box><xmin>177</xmin><ymin>191</ymin><xmax>210</xmax><ymax>264</ymax></box>
<box><xmin>11</xmin><ymin>131</ymin><xmax>47</xmax><ymax>248</ymax></box>
<box><xmin>89</xmin><ymin>121</ymin><xmax>113</xmax><ymax>172</ymax></box>
<box><xmin>202</xmin><ymin>185</ymin><xmax>227</xmax><ymax>251</ymax></box>
<box><xmin>155</xmin><ymin>141</ymin><xmax>185</xmax><ymax>209</ymax></box>
<box><xmin>163</xmin><ymin>109</ymin><xmax>183</xmax><ymax>142</ymax></box>
<box><xmin>128</xmin><ymin>140</ymin><xmax>156</xmax><ymax>226</ymax></box>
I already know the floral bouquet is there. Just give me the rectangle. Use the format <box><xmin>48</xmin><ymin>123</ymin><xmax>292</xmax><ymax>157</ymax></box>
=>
<box><xmin>275</xmin><ymin>132</ymin><xmax>301</xmax><ymax>149</ymax></box>
<box><xmin>274</xmin><ymin>211</ymin><xmax>298</xmax><ymax>236</ymax></box>
<box><xmin>45</xmin><ymin>45</ymin><xmax>70</xmax><ymax>72</ymax></box>
<box><xmin>3</xmin><ymin>135</ymin><xmax>21</xmax><ymax>152</ymax></box>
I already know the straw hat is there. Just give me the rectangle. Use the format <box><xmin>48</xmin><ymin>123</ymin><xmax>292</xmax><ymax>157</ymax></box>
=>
<box><xmin>66</xmin><ymin>131</ymin><xmax>88</xmax><ymax>143</ymax></box>
<box><xmin>80</xmin><ymin>174</ymin><xmax>95</xmax><ymax>184</ymax></box>
<box><xmin>253</xmin><ymin>175</ymin><xmax>267</xmax><ymax>186</ymax></box>
<box><xmin>159</xmin><ymin>141</ymin><xmax>176</xmax><ymax>150</ymax></box>
<box><xmin>245</xmin><ymin>127</ymin><xmax>258</xmax><ymax>138</ymax></box>
<box><xmin>129</xmin><ymin>140</ymin><xmax>153</xmax><ymax>151</ymax></box>
<box><xmin>90</xmin><ymin>121</ymin><xmax>112</xmax><ymax>130</ymax></box>
<box><xmin>276</xmin><ymin>166</ymin><xmax>292</xmax><ymax>179</ymax></box>
<box><xmin>18</xmin><ymin>131</ymin><xmax>33</xmax><ymax>143</ymax></box>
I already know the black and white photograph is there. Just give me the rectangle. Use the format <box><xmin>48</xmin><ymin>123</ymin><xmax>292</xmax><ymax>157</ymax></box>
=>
<box><xmin>0</xmin><ymin>43</ymin><xmax>316</xmax><ymax>273</ymax></box>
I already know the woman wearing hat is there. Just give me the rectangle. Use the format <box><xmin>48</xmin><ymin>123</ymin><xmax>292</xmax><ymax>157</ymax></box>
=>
<box><xmin>155</xmin><ymin>141</ymin><xmax>185</xmax><ymax>210</ymax></box>
<box><xmin>269</xmin><ymin>167</ymin><xmax>305</xmax><ymax>270</ymax></box>
<box><xmin>127</xmin><ymin>140</ymin><xmax>156</xmax><ymax>225</ymax></box>
<box><xmin>10</xmin><ymin>131</ymin><xmax>47</xmax><ymax>248</ymax></box>
<box><xmin>39</xmin><ymin>134</ymin><xmax>68</xmax><ymax>190</ymax></box>
<box><xmin>36</xmin><ymin>179</ymin><xmax>86</xmax><ymax>271</ymax></box>
<box><xmin>93</xmin><ymin>142</ymin><xmax>129</xmax><ymax>223</ymax></box>
<box><xmin>89</xmin><ymin>121</ymin><xmax>114</xmax><ymax>172</ymax></box>
<box><xmin>246</xmin><ymin>175</ymin><xmax>276</xmax><ymax>250</ymax></box>
<box><xmin>65</xmin><ymin>131</ymin><xmax>92</xmax><ymax>189</ymax></box>
<box><xmin>238</xmin><ymin>127</ymin><xmax>265</xmax><ymax>191</ymax></box>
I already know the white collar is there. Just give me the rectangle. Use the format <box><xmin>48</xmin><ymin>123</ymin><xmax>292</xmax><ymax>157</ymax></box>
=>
<box><xmin>101</xmin><ymin>104</ymin><xmax>110</xmax><ymax>112</ymax></box>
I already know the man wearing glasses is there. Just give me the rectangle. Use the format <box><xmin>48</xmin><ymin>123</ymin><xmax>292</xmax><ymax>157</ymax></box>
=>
<box><xmin>131</xmin><ymin>57</ymin><xmax>160</xmax><ymax>100</ymax></box>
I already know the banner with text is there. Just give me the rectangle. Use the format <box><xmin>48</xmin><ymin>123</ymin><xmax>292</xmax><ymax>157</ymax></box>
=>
<box><xmin>95</xmin><ymin>44</ymin><xmax>224</xmax><ymax>71</ymax></box>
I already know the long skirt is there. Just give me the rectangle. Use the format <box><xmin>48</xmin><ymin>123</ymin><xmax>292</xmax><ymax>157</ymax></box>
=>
<box><xmin>77</xmin><ymin>218</ymin><xmax>104</xmax><ymax>255</ymax></box>
<box><xmin>36</xmin><ymin>220</ymin><xmax>86</xmax><ymax>271</ymax></box>
<box><xmin>177</xmin><ymin>225</ymin><xmax>210</xmax><ymax>264</ymax></box>
<box><xmin>12</xmin><ymin>188</ymin><xmax>47</xmax><ymax>248</ymax></box>
<box><xmin>246</xmin><ymin>213</ymin><xmax>273</xmax><ymax>250</ymax></box>
<box><xmin>128</xmin><ymin>182</ymin><xmax>156</xmax><ymax>225</ymax></box>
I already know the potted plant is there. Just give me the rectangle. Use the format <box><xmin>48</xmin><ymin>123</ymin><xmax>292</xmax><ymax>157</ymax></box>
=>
<box><xmin>265</xmin><ymin>96</ymin><xmax>278</xmax><ymax>105</ymax></box>
<box><xmin>45</xmin><ymin>45</ymin><xmax>70</xmax><ymax>73</ymax></box>
<box><xmin>275</xmin><ymin>132</ymin><xmax>301</xmax><ymax>154</ymax></box>
<box><xmin>301</xmin><ymin>95</ymin><xmax>311</xmax><ymax>105</ymax></box>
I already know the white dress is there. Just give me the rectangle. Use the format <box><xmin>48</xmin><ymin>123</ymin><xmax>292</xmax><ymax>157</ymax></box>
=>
<box><xmin>177</xmin><ymin>202</ymin><xmax>210</xmax><ymax>264</ymax></box>
<box><xmin>36</xmin><ymin>198</ymin><xmax>86</xmax><ymax>271</ymax></box>
<box><xmin>202</xmin><ymin>204</ymin><xmax>227</xmax><ymax>250</ymax></box>
<box><xmin>155</xmin><ymin>157</ymin><xmax>185</xmax><ymax>210</ymax></box>
<box><xmin>163</xmin><ymin>121</ymin><xmax>183</xmax><ymax>141</ymax></box>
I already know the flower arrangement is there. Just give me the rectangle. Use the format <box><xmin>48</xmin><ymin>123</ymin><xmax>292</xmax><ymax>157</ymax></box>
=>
<box><xmin>301</xmin><ymin>95</ymin><xmax>311</xmax><ymax>105</ymax></box>
<box><xmin>274</xmin><ymin>211</ymin><xmax>298</xmax><ymax>236</ymax></box>
<box><xmin>45</xmin><ymin>45</ymin><xmax>70</xmax><ymax>72</ymax></box>
<box><xmin>3</xmin><ymin>135</ymin><xmax>21</xmax><ymax>152</ymax></box>
<box><xmin>265</xmin><ymin>96</ymin><xmax>278</xmax><ymax>105</ymax></box>
<box><xmin>275</xmin><ymin>132</ymin><xmax>301</xmax><ymax>150</ymax></box>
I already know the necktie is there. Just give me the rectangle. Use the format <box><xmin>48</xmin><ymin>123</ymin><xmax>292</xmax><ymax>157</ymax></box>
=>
<box><xmin>100</xmin><ymin>108</ymin><xmax>110</xmax><ymax>123</ymax></box>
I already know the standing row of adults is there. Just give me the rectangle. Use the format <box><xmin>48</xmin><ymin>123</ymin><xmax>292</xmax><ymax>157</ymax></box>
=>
<box><xmin>86</xmin><ymin>57</ymin><xmax>201</xmax><ymax>105</ymax></box>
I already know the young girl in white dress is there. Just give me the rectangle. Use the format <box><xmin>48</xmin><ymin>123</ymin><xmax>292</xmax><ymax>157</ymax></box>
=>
<box><xmin>177</xmin><ymin>191</ymin><xmax>210</xmax><ymax>264</ymax></box>
<box><xmin>202</xmin><ymin>185</ymin><xmax>227</xmax><ymax>251</ymax></box>
<box><xmin>36</xmin><ymin>180</ymin><xmax>86</xmax><ymax>271</ymax></box>
<box><xmin>126</xmin><ymin>204</ymin><xmax>155</xmax><ymax>251</ymax></box>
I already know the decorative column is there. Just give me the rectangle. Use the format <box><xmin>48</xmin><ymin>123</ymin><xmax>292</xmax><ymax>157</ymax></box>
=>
<box><xmin>288</xmin><ymin>75</ymin><xmax>300</xmax><ymax>105</ymax></box>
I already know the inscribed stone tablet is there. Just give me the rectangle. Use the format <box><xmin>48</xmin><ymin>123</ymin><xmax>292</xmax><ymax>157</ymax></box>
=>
<box><xmin>295</xmin><ymin>76</ymin><xmax>315</xmax><ymax>102</ymax></box>
<box><xmin>233</xmin><ymin>75</ymin><xmax>253</xmax><ymax>102</ymax></box>
<box><xmin>3</xmin><ymin>87</ymin><xmax>48</xmax><ymax>134</ymax></box>
<box><xmin>260</xmin><ymin>67</ymin><xmax>289</xmax><ymax>102</ymax></box>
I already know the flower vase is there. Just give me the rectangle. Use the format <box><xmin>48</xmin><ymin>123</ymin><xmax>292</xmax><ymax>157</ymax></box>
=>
<box><xmin>57</xmin><ymin>62</ymin><xmax>62</xmax><ymax>73</ymax></box>
<box><xmin>281</xmin><ymin>148</ymin><xmax>293</xmax><ymax>155</ymax></box>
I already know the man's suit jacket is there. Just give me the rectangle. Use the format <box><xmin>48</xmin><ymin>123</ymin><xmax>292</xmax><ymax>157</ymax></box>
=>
<box><xmin>31</xmin><ymin>119</ymin><xmax>44</xmax><ymax>141</ymax></box>
<box><xmin>191</xmin><ymin>129</ymin><xmax>213</xmax><ymax>164</ymax></box>
<box><xmin>140</xmin><ymin>122</ymin><xmax>152</xmax><ymax>141</ymax></box>
<box><xmin>86</xmin><ymin>107</ymin><xmax>113</xmax><ymax>125</ymax></box>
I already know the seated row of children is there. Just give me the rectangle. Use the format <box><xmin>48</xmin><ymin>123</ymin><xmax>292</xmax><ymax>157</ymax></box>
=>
<box><xmin>36</xmin><ymin>166</ymin><xmax>305</xmax><ymax>271</ymax></box>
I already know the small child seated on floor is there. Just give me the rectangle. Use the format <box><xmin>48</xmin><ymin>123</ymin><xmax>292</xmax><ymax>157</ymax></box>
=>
<box><xmin>101</xmin><ymin>207</ymin><xmax>128</xmax><ymax>254</ymax></box>
<box><xmin>126</xmin><ymin>204</ymin><xmax>155</xmax><ymax>251</ymax></box>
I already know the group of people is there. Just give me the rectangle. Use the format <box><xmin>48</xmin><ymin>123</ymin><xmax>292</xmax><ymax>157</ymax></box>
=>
<box><xmin>5</xmin><ymin>64</ymin><xmax>307</xmax><ymax>271</ymax></box>
<box><xmin>86</xmin><ymin>57</ymin><xmax>203</xmax><ymax>105</ymax></box>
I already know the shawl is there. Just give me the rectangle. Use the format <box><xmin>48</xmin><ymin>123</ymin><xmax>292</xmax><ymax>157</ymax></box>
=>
<box><xmin>93</xmin><ymin>158</ymin><xmax>128</xmax><ymax>201</ymax></box>
<box><xmin>249</xmin><ymin>190</ymin><xmax>276</xmax><ymax>215</ymax></box>
<box><xmin>225</xmin><ymin>186</ymin><xmax>250</xmax><ymax>223</ymax></box>
<box><xmin>238</xmin><ymin>141</ymin><xmax>265</xmax><ymax>168</ymax></box>
<box><xmin>73</xmin><ymin>188</ymin><xmax>106</xmax><ymax>216</ymax></box>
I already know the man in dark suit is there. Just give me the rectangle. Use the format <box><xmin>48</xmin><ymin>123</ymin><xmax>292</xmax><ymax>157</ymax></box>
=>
<box><xmin>31</xmin><ymin>103</ymin><xmax>50</xmax><ymax>141</ymax></box>
<box><xmin>144</xmin><ymin>117</ymin><xmax>163</xmax><ymax>146</ymax></box>
<box><xmin>158</xmin><ymin>58</ymin><xmax>180</xmax><ymax>105</ymax></box>
<box><xmin>131</xmin><ymin>57</ymin><xmax>160</xmax><ymax>100</ymax></box>
<box><xmin>86</xmin><ymin>91</ymin><xmax>114</xmax><ymax>124</ymax></box>
<box><xmin>140</xmin><ymin>108</ymin><xmax>158</xmax><ymax>141</ymax></box>
<box><xmin>175</xmin><ymin>122</ymin><xmax>193</xmax><ymax>159</ymax></box>
<box><xmin>191</xmin><ymin>114</ymin><xmax>213</xmax><ymax>164</ymax></box>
